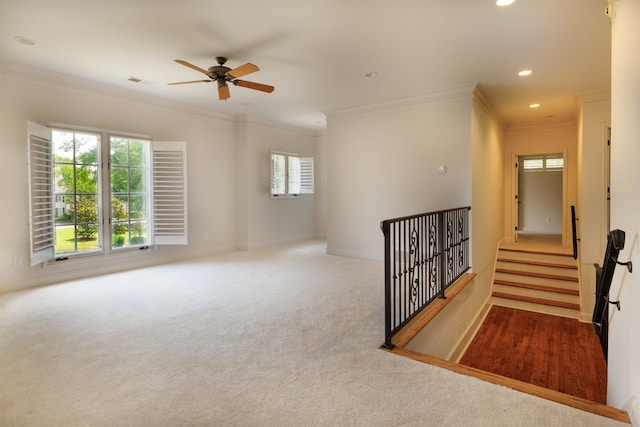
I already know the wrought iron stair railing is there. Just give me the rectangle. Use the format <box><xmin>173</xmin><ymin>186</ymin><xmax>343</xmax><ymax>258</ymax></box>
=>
<box><xmin>593</xmin><ymin>229</ymin><xmax>633</xmax><ymax>361</ymax></box>
<box><xmin>380</xmin><ymin>206</ymin><xmax>471</xmax><ymax>349</ymax></box>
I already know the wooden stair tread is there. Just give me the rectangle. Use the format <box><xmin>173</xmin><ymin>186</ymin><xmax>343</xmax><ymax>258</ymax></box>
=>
<box><xmin>492</xmin><ymin>292</ymin><xmax>580</xmax><ymax>310</ymax></box>
<box><xmin>495</xmin><ymin>268</ymin><xmax>578</xmax><ymax>282</ymax></box>
<box><xmin>497</xmin><ymin>257</ymin><xmax>577</xmax><ymax>270</ymax></box>
<box><xmin>494</xmin><ymin>279</ymin><xmax>579</xmax><ymax>295</ymax></box>
<box><xmin>499</xmin><ymin>247</ymin><xmax>574</xmax><ymax>257</ymax></box>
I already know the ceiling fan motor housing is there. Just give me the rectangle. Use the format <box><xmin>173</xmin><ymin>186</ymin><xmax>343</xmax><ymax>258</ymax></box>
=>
<box><xmin>209</xmin><ymin>56</ymin><xmax>231</xmax><ymax>83</ymax></box>
<box><xmin>209</xmin><ymin>65</ymin><xmax>232</xmax><ymax>80</ymax></box>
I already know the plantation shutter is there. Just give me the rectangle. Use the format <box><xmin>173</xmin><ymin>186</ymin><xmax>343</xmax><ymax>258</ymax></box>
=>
<box><xmin>152</xmin><ymin>141</ymin><xmax>188</xmax><ymax>245</ymax></box>
<box><xmin>27</xmin><ymin>121</ymin><xmax>55</xmax><ymax>266</ymax></box>
<box><xmin>300</xmin><ymin>157</ymin><xmax>314</xmax><ymax>194</ymax></box>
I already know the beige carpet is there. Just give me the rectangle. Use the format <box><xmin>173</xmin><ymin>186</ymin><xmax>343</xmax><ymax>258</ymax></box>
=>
<box><xmin>0</xmin><ymin>241</ymin><xmax>626</xmax><ymax>426</ymax></box>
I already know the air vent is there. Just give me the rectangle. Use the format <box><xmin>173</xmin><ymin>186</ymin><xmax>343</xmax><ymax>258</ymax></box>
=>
<box><xmin>128</xmin><ymin>77</ymin><xmax>155</xmax><ymax>85</ymax></box>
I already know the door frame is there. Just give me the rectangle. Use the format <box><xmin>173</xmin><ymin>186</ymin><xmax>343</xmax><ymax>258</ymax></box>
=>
<box><xmin>508</xmin><ymin>150</ymin><xmax>569</xmax><ymax>245</ymax></box>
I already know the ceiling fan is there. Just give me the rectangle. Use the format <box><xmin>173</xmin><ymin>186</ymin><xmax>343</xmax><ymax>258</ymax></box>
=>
<box><xmin>168</xmin><ymin>56</ymin><xmax>275</xmax><ymax>100</ymax></box>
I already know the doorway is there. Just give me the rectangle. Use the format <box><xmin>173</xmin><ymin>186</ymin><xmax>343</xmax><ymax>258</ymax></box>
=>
<box><xmin>514</xmin><ymin>153</ymin><xmax>565</xmax><ymax>243</ymax></box>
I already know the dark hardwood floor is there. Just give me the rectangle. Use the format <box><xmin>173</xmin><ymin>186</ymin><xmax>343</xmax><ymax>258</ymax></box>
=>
<box><xmin>459</xmin><ymin>305</ymin><xmax>607</xmax><ymax>404</ymax></box>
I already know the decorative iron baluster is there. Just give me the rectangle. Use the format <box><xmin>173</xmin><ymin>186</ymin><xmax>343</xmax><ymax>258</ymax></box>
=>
<box><xmin>428</xmin><ymin>221</ymin><xmax>437</xmax><ymax>299</ymax></box>
<box><xmin>446</xmin><ymin>216</ymin><xmax>454</xmax><ymax>284</ymax></box>
<box><xmin>409</xmin><ymin>228</ymin><xmax>419</xmax><ymax>304</ymax></box>
<box><xmin>458</xmin><ymin>215</ymin><xmax>465</xmax><ymax>267</ymax></box>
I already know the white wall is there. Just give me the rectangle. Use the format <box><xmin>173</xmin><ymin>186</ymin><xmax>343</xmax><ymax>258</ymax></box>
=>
<box><xmin>325</xmin><ymin>87</ymin><xmax>474</xmax><ymax>260</ymax></box>
<box><xmin>238</xmin><ymin>117</ymin><xmax>316</xmax><ymax>249</ymax></box>
<box><xmin>0</xmin><ymin>67</ymin><xmax>321</xmax><ymax>292</ymax></box>
<box><xmin>314</xmin><ymin>132</ymin><xmax>328</xmax><ymax>238</ymax></box>
<box><xmin>469</xmin><ymin>93</ymin><xmax>505</xmax><ymax>310</ymax></box>
<box><xmin>577</xmin><ymin>98</ymin><xmax>610</xmax><ymax>321</ymax></box>
<box><xmin>518</xmin><ymin>168</ymin><xmax>563</xmax><ymax>234</ymax></box>
<box><xmin>407</xmin><ymin>93</ymin><xmax>505</xmax><ymax>359</ymax></box>
<box><xmin>503</xmin><ymin>125</ymin><xmax>578</xmax><ymax>246</ymax></box>
<box><xmin>608</xmin><ymin>0</ymin><xmax>640</xmax><ymax>422</ymax></box>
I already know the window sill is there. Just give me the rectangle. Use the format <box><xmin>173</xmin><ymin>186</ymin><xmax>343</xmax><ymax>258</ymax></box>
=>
<box><xmin>270</xmin><ymin>194</ymin><xmax>303</xmax><ymax>199</ymax></box>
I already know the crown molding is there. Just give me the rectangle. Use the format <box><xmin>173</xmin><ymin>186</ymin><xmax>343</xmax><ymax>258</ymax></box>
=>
<box><xmin>578</xmin><ymin>91</ymin><xmax>611</xmax><ymax>104</ymax></box>
<box><xmin>505</xmin><ymin>120</ymin><xmax>577</xmax><ymax>133</ymax></box>
<box><xmin>324</xmin><ymin>83</ymin><xmax>478</xmax><ymax>119</ymax></box>
<box><xmin>0</xmin><ymin>61</ymin><xmax>238</xmax><ymax>124</ymax></box>
<box><xmin>472</xmin><ymin>86</ymin><xmax>506</xmax><ymax>128</ymax></box>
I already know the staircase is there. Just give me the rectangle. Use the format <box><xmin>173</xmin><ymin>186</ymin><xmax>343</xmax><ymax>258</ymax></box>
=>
<box><xmin>491</xmin><ymin>245</ymin><xmax>580</xmax><ymax>319</ymax></box>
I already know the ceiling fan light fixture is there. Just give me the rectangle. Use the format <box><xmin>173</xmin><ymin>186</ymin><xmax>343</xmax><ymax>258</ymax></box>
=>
<box><xmin>496</xmin><ymin>0</ymin><xmax>516</xmax><ymax>6</ymax></box>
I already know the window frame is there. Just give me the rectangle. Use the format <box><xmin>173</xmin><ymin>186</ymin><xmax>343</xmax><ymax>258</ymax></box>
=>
<box><xmin>270</xmin><ymin>150</ymin><xmax>314</xmax><ymax>199</ymax></box>
<box><xmin>52</xmin><ymin>128</ymin><xmax>103</xmax><ymax>257</ymax></box>
<box><xmin>109</xmin><ymin>135</ymin><xmax>153</xmax><ymax>251</ymax></box>
<box><xmin>521</xmin><ymin>154</ymin><xmax>564</xmax><ymax>173</ymax></box>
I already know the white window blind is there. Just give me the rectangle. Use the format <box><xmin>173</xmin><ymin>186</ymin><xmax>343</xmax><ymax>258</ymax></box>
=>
<box><xmin>522</xmin><ymin>158</ymin><xmax>544</xmax><ymax>170</ymax></box>
<box><xmin>300</xmin><ymin>157</ymin><xmax>314</xmax><ymax>194</ymax></box>
<box><xmin>545</xmin><ymin>157</ymin><xmax>564</xmax><ymax>169</ymax></box>
<box><xmin>288</xmin><ymin>155</ymin><xmax>301</xmax><ymax>194</ymax></box>
<box><xmin>27</xmin><ymin>121</ymin><xmax>55</xmax><ymax>266</ymax></box>
<box><xmin>521</xmin><ymin>154</ymin><xmax>563</xmax><ymax>172</ymax></box>
<box><xmin>152</xmin><ymin>141</ymin><xmax>188</xmax><ymax>245</ymax></box>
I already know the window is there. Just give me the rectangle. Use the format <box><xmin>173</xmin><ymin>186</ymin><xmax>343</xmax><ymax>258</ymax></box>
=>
<box><xmin>53</xmin><ymin>129</ymin><xmax>102</xmax><ymax>255</ymax></box>
<box><xmin>545</xmin><ymin>156</ymin><xmax>564</xmax><ymax>169</ymax></box>
<box><xmin>270</xmin><ymin>151</ymin><xmax>314</xmax><ymax>197</ymax></box>
<box><xmin>521</xmin><ymin>154</ymin><xmax>563</xmax><ymax>172</ymax></box>
<box><xmin>110</xmin><ymin>137</ymin><xmax>151</xmax><ymax>249</ymax></box>
<box><xmin>522</xmin><ymin>158</ymin><xmax>544</xmax><ymax>170</ymax></box>
<box><xmin>27</xmin><ymin>121</ymin><xmax>187</xmax><ymax>266</ymax></box>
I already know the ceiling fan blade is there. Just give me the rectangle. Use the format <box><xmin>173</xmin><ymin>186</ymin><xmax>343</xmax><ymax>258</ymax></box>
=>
<box><xmin>167</xmin><ymin>80</ymin><xmax>213</xmax><ymax>85</ymax></box>
<box><xmin>174</xmin><ymin>59</ymin><xmax>211</xmax><ymax>76</ymax></box>
<box><xmin>218</xmin><ymin>85</ymin><xmax>231</xmax><ymax>100</ymax></box>
<box><xmin>234</xmin><ymin>80</ymin><xmax>275</xmax><ymax>93</ymax></box>
<box><xmin>227</xmin><ymin>63</ymin><xmax>259</xmax><ymax>78</ymax></box>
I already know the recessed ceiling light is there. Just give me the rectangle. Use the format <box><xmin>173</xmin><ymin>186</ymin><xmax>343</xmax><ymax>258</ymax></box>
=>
<box><xmin>496</xmin><ymin>0</ymin><xmax>516</xmax><ymax>6</ymax></box>
<box><xmin>518</xmin><ymin>69</ymin><xmax>533</xmax><ymax>77</ymax></box>
<box><xmin>529</xmin><ymin>103</ymin><xmax>540</xmax><ymax>108</ymax></box>
<box><xmin>14</xmin><ymin>36</ymin><xmax>35</xmax><ymax>46</ymax></box>
<box><xmin>364</xmin><ymin>72</ymin><xmax>378</xmax><ymax>78</ymax></box>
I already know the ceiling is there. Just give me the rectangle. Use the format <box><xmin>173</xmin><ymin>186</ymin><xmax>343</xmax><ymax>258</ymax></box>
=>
<box><xmin>0</xmin><ymin>0</ymin><xmax>611</xmax><ymax>131</ymax></box>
